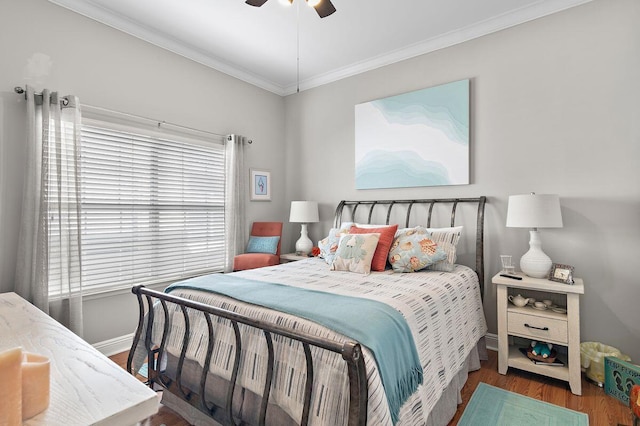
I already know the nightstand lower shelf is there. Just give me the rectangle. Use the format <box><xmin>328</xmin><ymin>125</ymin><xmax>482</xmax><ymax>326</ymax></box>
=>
<box><xmin>507</xmin><ymin>346</ymin><xmax>569</xmax><ymax>382</ymax></box>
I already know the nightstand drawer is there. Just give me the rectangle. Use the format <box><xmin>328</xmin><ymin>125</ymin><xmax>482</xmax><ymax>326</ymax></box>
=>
<box><xmin>508</xmin><ymin>311</ymin><xmax>568</xmax><ymax>343</ymax></box>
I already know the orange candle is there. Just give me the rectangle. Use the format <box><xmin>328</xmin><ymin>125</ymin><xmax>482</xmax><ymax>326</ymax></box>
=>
<box><xmin>0</xmin><ymin>347</ymin><xmax>22</xmax><ymax>426</ymax></box>
<box><xmin>22</xmin><ymin>352</ymin><xmax>50</xmax><ymax>420</ymax></box>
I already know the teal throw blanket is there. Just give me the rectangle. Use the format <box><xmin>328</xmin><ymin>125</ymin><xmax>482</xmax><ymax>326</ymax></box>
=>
<box><xmin>166</xmin><ymin>274</ymin><xmax>423</xmax><ymax>424</ymax></box>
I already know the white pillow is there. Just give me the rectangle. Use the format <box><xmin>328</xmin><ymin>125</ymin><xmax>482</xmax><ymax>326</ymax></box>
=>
<box><xmin>425</xmin><ymin>226</ymin><xmax>463</xmax><ymax>272</ymax></box>
<box><xmin>395</xmin><ymin>226</ymin><xmax>462</xmax><ymax>237</ymax></box>
<box><xmin>354</xmin><ymin>223</ymin><xmax>392</xmax><ymax>229</ymax></box>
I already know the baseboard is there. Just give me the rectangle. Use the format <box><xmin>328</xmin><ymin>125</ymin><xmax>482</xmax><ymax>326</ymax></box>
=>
<box><xmin>485</xmin><ymin>332</ymin><xmax>498</xmax><ymax>352</ymax></box>
<box><xmin>93</xmin><ymin>332</ymin><xmax>135</xmax><ymax>357</ymax></box>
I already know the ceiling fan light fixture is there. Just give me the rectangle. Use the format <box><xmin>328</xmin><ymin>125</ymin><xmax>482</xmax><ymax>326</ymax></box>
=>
<box><xmin>247</xmin><ymin>0</ymin><xmax>335</xmax><ymax>18</ymax></box>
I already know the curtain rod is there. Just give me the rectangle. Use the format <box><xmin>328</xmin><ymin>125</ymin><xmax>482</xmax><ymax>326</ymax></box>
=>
<box><xmin>13</xmin><ymin>86</ymin><xmax>249</xmax><ymax>143</ymax></box>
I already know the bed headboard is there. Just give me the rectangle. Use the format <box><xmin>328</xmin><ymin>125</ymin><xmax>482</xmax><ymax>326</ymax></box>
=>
<box><xmin>333</xmin><ymin>197</ymin><xmax>487</xmax><ymax>299</ymax></box>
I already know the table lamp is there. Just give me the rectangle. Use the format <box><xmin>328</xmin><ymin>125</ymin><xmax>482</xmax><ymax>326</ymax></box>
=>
<box><xmin>506</xmin><ymin>193</ymin><xmax>563</xmax><ymax>278</ymax></box>
<box><xmin>289</xmin><ymin>201</ymin><xmax>319</xmax><ymax>256</ymax></box>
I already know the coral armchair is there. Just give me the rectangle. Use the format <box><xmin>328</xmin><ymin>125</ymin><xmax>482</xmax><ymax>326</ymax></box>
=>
<box><xmin>233</xmin><ymin>222</ymin><xmax>283</xmax><ymax>271</ymax></box>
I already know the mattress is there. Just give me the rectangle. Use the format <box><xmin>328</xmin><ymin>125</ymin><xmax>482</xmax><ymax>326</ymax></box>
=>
<box><xmin>140</xmin><ymin>258</ymin><xmax>487</xmax><ymax>425</ymax></box>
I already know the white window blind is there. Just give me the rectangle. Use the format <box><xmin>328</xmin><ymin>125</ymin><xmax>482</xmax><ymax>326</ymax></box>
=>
<box><xmin>74</xmin><ymin>123</ymin><xmax>225</xmax><ymax>294</ymax></box>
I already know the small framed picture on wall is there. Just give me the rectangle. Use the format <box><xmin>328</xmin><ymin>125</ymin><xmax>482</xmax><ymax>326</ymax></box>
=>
<box><xmin>250</xmin><ymin>169</ymin><xmax>271</xmax><ymax>201</ymax></box>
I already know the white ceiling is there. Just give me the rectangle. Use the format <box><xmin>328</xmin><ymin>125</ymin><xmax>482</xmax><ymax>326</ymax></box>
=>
<box><xmin>50</xmin><ymin>0</ymin><xmax>591</xmax><ymax>95</ymax></box>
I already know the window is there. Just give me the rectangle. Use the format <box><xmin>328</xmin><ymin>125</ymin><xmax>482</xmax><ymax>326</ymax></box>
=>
<box><xmin>65</xmin><ymin>121</ymin><xmax>226</xmax><ymax>294</ymax></box>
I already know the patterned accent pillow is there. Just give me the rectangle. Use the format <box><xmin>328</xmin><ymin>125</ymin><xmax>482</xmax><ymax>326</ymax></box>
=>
<box><xmin>388</xmin><ymin>227</ymin><xmax>447</xmax><ymax>273</ymax></box>
<box><xmin>425</xmin><ymin>226</ymin><xmax>463</xmax><ymax>272</ymax></box>
<box><xmin>330</xmin><ymin>233</ymin><xmax>380</xmax><ymax>274</ymax></box>
<box><xmin>317</xmin><ymin>222</ymin><xmax>353</xmax><ymax>264</ymax></box>
<box><xmin>348</xmin><ymin>224</ymin><xmax>398</xmax><ymax>271</ymax></box>
<box><xmin>246</xmin><ymin>236</ymin><xmax>280</xmax><ymax>255</ymax></box>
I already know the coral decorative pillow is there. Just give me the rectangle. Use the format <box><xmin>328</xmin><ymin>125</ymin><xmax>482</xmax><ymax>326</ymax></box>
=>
<box><xmin>388</xmin><ymin>227</ymin><xmax>447</xmax><ymax>273</ymax></box>
<box><xmin>349</xmin><ymin>224</ymin><xmax>398</xmax><ymax>271</ymax></box>
<box><xmin>330</xmin><ymin>233</ymin><xmax>380</xmax><ymax>274</ymax></box>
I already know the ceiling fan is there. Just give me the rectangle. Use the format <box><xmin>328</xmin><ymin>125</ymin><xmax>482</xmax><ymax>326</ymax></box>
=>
<box><xmin>245</xmin><ymin>0</ymin><xmax>336</xmax><ymax>18</ymax></box>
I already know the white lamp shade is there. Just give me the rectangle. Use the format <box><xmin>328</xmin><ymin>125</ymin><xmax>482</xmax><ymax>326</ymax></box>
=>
<box><xmin>289</xmin><ymin>201</ymin><xmax>319</xmax><ymax>223</ymax></box>
<box><xmin>506</xmin><ymin>194</ymin><xmax>563</xmax><ymax>229</ymax></box>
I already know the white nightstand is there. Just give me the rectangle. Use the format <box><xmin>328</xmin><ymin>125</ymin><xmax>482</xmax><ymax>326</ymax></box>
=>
<box><xmin>493</xmin><ymin>272</ymin><xmax>585</xmax><ymax>395</ymax></box>
<box><xmin>280</xmin><ymin>253</ymin><xmax>311</xmax><ymax>263</ymax></box>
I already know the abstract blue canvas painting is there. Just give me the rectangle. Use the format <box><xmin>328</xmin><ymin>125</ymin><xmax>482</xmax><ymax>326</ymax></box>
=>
<box><xmin>355</xmin><ymin>79</ymin><xmax>469</xmax><ymax>189</ymax></box>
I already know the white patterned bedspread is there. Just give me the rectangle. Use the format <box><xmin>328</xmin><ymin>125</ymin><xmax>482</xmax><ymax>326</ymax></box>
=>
<box><xmin>153</xmin><ymin>258</ymin><xmax>487</xmax><ymax>426</ymax></box>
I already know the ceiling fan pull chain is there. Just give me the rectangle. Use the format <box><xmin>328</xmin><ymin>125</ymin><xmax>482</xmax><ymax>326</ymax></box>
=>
<box><xmin>297</xmin><ymin>0</ymin><xmax>300</xmax><ymax>93</ymax></box>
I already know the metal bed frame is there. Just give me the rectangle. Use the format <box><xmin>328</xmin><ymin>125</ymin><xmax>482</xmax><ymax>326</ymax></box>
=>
<box><xmin>127</xmin><ymin>196</ymin><xmax>486</xmax><ymax>426</ymax></box>
<box><xmin>334</xmin><ymin>197</ymin><xmax>487</xmax><ymax>298</ymax></box>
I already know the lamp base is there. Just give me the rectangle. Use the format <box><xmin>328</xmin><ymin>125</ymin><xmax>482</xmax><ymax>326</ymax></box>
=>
<box><xmin>295</xmin><ymin>224</ymin><xmax>313</xmax><ymax>256</ymax></box>
<box><xmin>520</xmin><ymin>230</ymin><xmax>552</xmax><ymax>278</ymax></box>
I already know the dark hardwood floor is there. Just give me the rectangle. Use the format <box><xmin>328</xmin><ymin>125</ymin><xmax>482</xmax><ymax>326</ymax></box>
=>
<box><xmin>109</xmin><ymin>350</ymin><xmax>633</xmax><ymax>425</ymax></box>
<box><xmin>109</xmin><ymin>351</ymin><xmax>190</xmax><ymax>426</ymax></box>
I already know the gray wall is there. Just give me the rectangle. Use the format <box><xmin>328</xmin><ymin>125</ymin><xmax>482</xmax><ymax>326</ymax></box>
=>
<box><xmin>284</xmin><ymin>0</ymin><xmax>640</xmax><ymax>361</ymax></box>
<box><xmin>0</xmin><ymin>0</ymin><xmax>287</xmax><ymax>344</ymax></box>
<box><xmin>1</xmin><ymin>0</ymin><xmax>638</xmax><ymax>362</ymax></box>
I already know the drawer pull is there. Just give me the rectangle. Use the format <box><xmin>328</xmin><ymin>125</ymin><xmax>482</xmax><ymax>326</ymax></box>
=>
<box><xmin>524</xmin><ymin>323</ymin><xmax>549</xmax><ymax>331</ymax></box>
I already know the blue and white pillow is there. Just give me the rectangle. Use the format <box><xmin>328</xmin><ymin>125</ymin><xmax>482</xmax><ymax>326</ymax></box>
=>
<box><xmin>246</xmin><ymin>236</ymin><xmax>280</xmax><ymax>255</ymax></box>
<box><xmin>388</xmin><ymin>227</ymin><xmax>447</xmax><ymax>273</ymax></box>
<box><xmin>330</xmin><ymin>233</ymin><xmax>380</xmax><ymax>274</ymax></box>
<box><xmin>318</xmin><ymin>222</ymin><xmax>353</xmax><ymax>264</ymax></box>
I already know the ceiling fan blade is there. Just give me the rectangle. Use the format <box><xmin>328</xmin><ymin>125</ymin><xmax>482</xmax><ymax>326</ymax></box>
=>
<box><xmin>245</xmin><ymin>0</ymin><xmax>269</xmax><ymax>7</ymax></box>
<box><xmin>313</xmin><ymin>0</ymin><xmax>336</xmax><ymax>18</ymax></box>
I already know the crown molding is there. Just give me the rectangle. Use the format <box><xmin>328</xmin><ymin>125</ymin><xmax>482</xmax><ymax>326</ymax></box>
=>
<box><xmin>49</xmin><ymin>0</ymin><xmax>287</xmax><ymax>95</ymax></box>
<box><xmin>284</xmin><ymin>0</ymin><xmax>594</xmax><ymax>95</ymax></box>
<box><xmin>50</xmin><ymin>0</ymin><xmax>593</xmax><ymax>97</ymax></box>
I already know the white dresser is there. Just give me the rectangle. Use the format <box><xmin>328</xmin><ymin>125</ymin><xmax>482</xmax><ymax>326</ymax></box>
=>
<box><xmin>0</xmin><ymin>292</ymin><xmax>158</xmax><ymax>425</ymax></box>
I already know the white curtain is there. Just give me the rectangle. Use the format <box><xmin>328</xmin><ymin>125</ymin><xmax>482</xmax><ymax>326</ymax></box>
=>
<box><xmin>15</xmin><ymin>85</ymin><xmax>83</xmax><ymax>337</ymax></box>
<box><xmin>223</xmin><ymin>134</ymin><xmax>247</xmax><ymax>272</ymax></box>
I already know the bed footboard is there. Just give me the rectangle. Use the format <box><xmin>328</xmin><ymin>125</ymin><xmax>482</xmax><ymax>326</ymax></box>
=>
<box><xmin>127</xmin><ymin>285</ymin><xmax>368</xmax><ymax>426</ymax></box>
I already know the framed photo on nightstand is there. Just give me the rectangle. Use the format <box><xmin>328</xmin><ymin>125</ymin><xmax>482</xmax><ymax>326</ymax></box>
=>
<box><xmin>549</xmin><ymin>263</ymin><xmax>575</xmax><ymax>284</ymax></box>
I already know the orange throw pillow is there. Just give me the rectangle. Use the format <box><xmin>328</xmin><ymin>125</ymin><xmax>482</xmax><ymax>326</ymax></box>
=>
<box><xmin>349</xmin><ymin>225</ymin><xmax>398</xmax><ymax>272</ymax></box>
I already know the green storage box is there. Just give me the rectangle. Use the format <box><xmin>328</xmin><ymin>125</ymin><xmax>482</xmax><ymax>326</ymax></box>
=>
<box><xmin>604</xmin><ymin>356</ymin><xmax>640</xmax><ymax>405</ymax></box>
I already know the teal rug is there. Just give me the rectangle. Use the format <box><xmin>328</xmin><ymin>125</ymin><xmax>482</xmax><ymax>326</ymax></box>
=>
<box><xmin>459</xmin><ymin>383</ymin><xmax>589</xmax><ymax>426</ymax></box>
<box><xmin>137</xmin><ymin>363</ymin><xmax>148</xmax><ymax>379</ymax></box>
